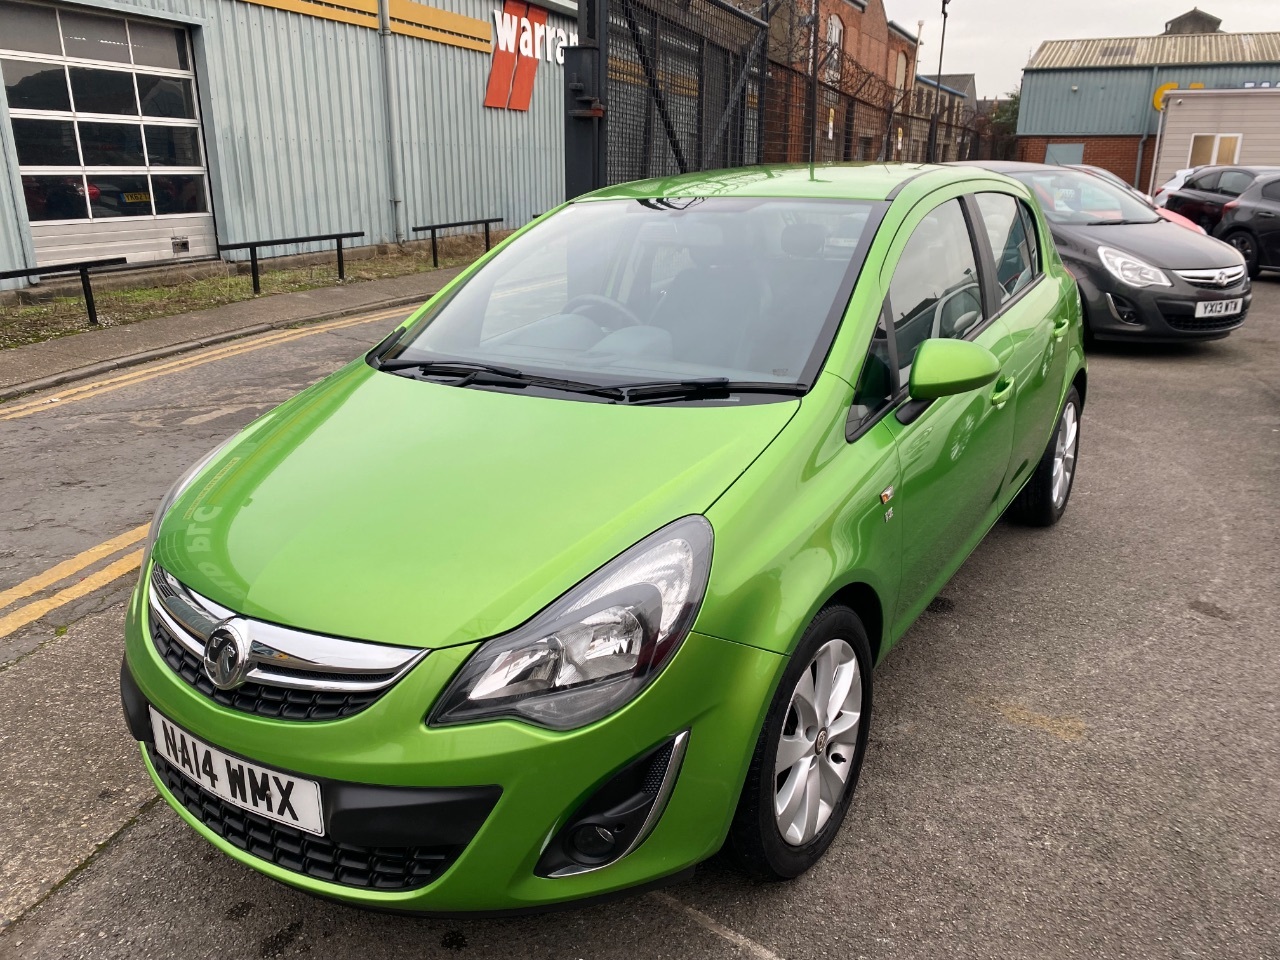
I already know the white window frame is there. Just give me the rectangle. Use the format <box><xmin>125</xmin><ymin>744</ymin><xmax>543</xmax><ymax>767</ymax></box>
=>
<box><xmin>1187</xmin><ymin>132</ymin><xmax>1242</xmax><ymax>168</ymax></box>
<box><xmin>1</xmin><ymin>4</ymin><xmax>208</xmax><ymax>226</ymax></box>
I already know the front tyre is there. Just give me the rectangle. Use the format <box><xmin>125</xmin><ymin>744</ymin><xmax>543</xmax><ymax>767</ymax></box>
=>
<box><xmin>728</xmin><ymin>606</ymin><xmax>872</xmax><ymax>880</ymax></box>
<box><xmin>1008</xmin><ymin>385</ymin><xmax>1082</xmax><ymax>527</ymax></box>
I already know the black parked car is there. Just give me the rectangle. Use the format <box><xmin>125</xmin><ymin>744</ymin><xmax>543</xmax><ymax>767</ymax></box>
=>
<box><xmin>965</xmin><ymin>161</ymin><xmax>1249</xmax><ymax>342</ymax></box>
<box><xmin>1212</xmin><ymin>171</ymin><xmax>1280</xmax><ymax>278</ymax></box>
<box><xmin>1163</xmin><ymin>165</ymin><xmax>1280</xmax><ymax>233</ymax></box>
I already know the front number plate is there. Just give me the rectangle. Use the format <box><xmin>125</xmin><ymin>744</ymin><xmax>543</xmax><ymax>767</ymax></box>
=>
<box><xmin>1195</xmin><ymin>298</ymin><xmax>1243</xmax><ymax>318</ymax></box>
<box><xmin>149</xmin><ymin>707</ymin><xmax>325</xmax><ymax>835</ymax></box>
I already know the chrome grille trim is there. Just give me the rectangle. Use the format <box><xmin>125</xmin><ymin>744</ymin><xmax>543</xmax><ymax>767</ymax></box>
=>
<box><xmin>149</xmin><ymin>566</ymin><xmax>428</xmax><ymax>694</ymax></box>
<box><xmin>1173</xmin><ymin>265</ymin><xmax>1246</xmax><ymax>287</ymax></box>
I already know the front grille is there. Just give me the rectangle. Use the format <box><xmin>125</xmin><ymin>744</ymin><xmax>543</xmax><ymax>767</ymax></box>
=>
<box><xmin>150</xmin><ymin>618</ymin><xmax>383</xmax><ymax>721</ymax></box>
<box><xmin>1174</xmin><ymin>265</ymin><xmax>1246</xmax><ymax>288</ymax></box>
<box><xmin>150</xmin><ymin>749</ymin><xmax>454</xmax><ymax>890</ymax></box>
<box><xmin>1164</xmin><ymin>313</ymin><xmax>1244</xmax><ymax>332</ymax></box>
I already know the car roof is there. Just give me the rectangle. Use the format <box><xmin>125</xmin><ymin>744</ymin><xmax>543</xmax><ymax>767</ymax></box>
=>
<box><xmin>578</xmin><ymin>163</ymin><xmax>977</xmax><ymax>203</ymax></box>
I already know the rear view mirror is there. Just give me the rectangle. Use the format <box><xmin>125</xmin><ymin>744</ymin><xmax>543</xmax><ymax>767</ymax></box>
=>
<box><xmin>908</xmin><ymin>338</ymin><xmax>1000</xmax><ymax>400</ymax></box>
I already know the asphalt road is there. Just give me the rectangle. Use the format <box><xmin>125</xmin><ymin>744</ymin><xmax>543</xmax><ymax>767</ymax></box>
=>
<box><xmin>0</xmin><ymin>286</ymin><xmax>1277</xmax><ymax>960</ymax></box>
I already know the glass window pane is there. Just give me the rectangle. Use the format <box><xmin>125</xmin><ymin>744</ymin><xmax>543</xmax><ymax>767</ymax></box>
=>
<box><xmin>851</xmin><ymin>312</ymin><xmax>893</xmax><ymax>426</ymax></box>
<box><xmin>69</xmin><ymin>66</ymin><xmax>137</xmax><ymax>114</ymax></box>
<box><xmin>87</xmin><ymin>174</ymin><xmax>152</xmax><ymax>217</ymax></box>
<box><xmin>11</xmin><ymin>117</ymin><xmax>78</xmax><ymax>165</ymax></box>
<box><xmin>137</xmin><ymin>74</ymin><xmax>194</xmax><ymax>118</ymax></box>
<box><xmin>129</xmin><ymin>21</ymin><xmax>188</xmax><ymax>71</ymax></box>
<box><xmin>151</xmin><ymin>174</ymin><xmax>207</xmax><ymax>214</ymax></box>
<box><xmin>975</xmin><ymin>193</ymin><xmax>1034</xmax><ymax>304</ymax></box>
<box><xmin>22</xmin><ymin>174</ymin><xmax>88</xmax><ymax>220</ymax></box>
<box><xmin>1188</xmin><ymin>134</ymin><xmax>1214</xmax><ymax>167</ymax></box>
<box><xmin>78</xmin><ymin>121</ymin><xmax>144</xmax><ymax>165</ymax></box>
<box><xmin>1261</xmin><ymin>179</ymin><xmax>1280</xmax><ymax>202</ymax></box>
<box><xmin>1218</xmin><ymin>170</ymin><xmax>1254</xmax><ymax>196</ymax></box>
<box><xmin>144</xmin><ymin>125</ymin><xmax>200</xmax><ymax>166</ymax></box>
<box><xmin>1215</xmin><ymin>135</ymin><xmax>1240</xmax><ymax>164</ymax></box>
<box><xmin>889</xmin><ymin>199</ymin><xmax>984</xmax><ymax>383</ymax></box>
<box><xmin>60</xmin><ymin>9</ymin><xmax>131</xmax><ymax>63</ymax></box>
<box><xmin>3</xmin><ymin>59</ymin><xmax>70</xmax><ymax>111</ymax></box>
<box><xmin>0</xmin><ymin>1</ymin><xmax>63</xmax><ymax>55</ymax></box>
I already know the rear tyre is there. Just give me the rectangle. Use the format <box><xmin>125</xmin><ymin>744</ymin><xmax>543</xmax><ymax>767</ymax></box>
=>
<box><xmin>728</xmin><ymin>606</ymin><xmax>872</xmax><ymax>880</ymax></box>
<box><xmin>1224</xmin><ymin>231</ymin><xmax>1261</xmax><ymax>279</ymax></box>
<box><xmin>1008</xmin><ymin>386</ymin><xmax>1082</xmax><ymax>527</ymax></box>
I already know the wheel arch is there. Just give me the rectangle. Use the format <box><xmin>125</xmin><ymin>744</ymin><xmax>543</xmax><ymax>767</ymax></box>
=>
<box><xmin>1072</xmin><ymin>366</ymin><xmax>1088</xmax><ymax>408</ymax></box>
<box><xmin>822</xmin><ymin>581</ymin><xmax>885</xmax><ymax>666</ymax></box>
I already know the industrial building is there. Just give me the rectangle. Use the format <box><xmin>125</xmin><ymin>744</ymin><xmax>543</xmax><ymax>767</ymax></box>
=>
<box><xmin>1016</xmin><ymin>9</ymin><xmax>1280</xmax><ymax>188</ymax></box>
<box><xmin>0</xmin><ymin>0</ymin><xmax>576</xmax><ymax>286</ymax></box>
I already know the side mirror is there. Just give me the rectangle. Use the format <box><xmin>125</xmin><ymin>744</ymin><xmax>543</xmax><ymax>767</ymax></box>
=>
<box><xmin>908</xmin><ymin>338</ymin><xmax>1000</xmax><ymax>400</ymax></box>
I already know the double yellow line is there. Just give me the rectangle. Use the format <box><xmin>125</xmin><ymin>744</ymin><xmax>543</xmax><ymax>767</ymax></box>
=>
<box><xmin>0</xmin><ymin>305</ymin><xmax>409</xmax><ymax>638</ymax></box>
<box><xmin>0</xmin><ymin>525</ymin><xmax>148</xmax><ymax>639</ymax></box>
<box><xmin>0</xmin><ymin>306</ymin><xmax>408</xmax><ymax>422</ymax></box>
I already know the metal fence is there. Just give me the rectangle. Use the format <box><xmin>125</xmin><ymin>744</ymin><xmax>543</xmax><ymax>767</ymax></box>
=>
<box><xmin>584</xmin><ymin>0</ymin><xmax>988</xmax><ymax>192</ymax></box>
<box><xmin>604</xmin><ymin>0</ymin><xmax>768</xmax><ymax>184</ymax></box>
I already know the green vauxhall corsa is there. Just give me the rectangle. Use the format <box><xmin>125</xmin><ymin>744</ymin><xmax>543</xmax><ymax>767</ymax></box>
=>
<box><xmin>120</xmin><ymin>163</ymin><xmax>1086</xmax><ymax>912</ymax></box>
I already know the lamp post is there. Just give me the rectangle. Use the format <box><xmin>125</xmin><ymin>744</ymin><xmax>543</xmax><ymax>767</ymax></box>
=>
<box><xmin>926</xmin><ymin>0</ymin><xmax>950</xmax><ymax>163</ymax></box>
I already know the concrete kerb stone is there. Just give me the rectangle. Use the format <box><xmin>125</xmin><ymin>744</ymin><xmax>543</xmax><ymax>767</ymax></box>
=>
<box><xmin>0</xmin><ymin>293</ymin><xmax>427</xmax><ymax>403</ymax></box>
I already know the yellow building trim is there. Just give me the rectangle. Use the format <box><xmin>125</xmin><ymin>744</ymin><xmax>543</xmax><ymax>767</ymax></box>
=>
<box><xmin>236</xmin><ymin>0</ymin><xmax>378</xmax><ymax>30</ymax></box>
<box><xmin>234</xmin><ymin>0</ymin><xmax>493</xmax><ymax>53</ymax></box>
<box><xmin>390</xmin><ymin>0</ymin><xmax>491</xmax><ymax>46</ymax></box>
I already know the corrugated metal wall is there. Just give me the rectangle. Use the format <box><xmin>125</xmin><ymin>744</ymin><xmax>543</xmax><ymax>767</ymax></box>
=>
<box><xmin>0</xmin><ymin>0</ymin><xmax>569</xmax><ymax>282</ymax></box>
<box><xmin>1019</xmin><ymin>64</ymin><xmax>1280</xmax><ymax>137</ymax></box>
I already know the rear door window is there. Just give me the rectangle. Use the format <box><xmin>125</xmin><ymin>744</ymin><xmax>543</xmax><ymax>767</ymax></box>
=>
<box><xmin>974</xmin><ymin>193</ymin><xmax>1037</xmax><ymax>304</ymax></box>
<box><xmin>1261</xmin><ymin>179</ymin><xmax>1280</xmax><ymax>202</ymax></box>
<box><xmin>1217</xmin><ymin>170</ymin><xmax>1255</xmax><ymax>196</ymax></box>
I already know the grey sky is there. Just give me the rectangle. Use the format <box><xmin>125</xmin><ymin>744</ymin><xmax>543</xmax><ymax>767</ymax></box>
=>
<box><xmin>888</xmin><ymin>0</ymin><xmax>1280</xmax><ymax>99</ymax></box>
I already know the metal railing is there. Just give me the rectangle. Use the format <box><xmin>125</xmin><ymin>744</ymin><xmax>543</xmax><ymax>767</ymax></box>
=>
<box><xmin>217</xmin><ymin>231</ymin><xmax>364</xmax><ymax>295</ymax></box>
<box><xmin>410</xmin><ymin>218</ymin><xmax>503</xmax><ymax>268</ymax></box>
<box><xmin>0</xmin><ymin>256</ymin><xmax>128</xmax><ymax>325</ymax></box>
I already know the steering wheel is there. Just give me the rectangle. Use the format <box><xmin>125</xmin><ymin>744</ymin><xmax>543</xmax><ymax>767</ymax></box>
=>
<box><xmin>562</xmin><ymin>294</ymin><xmax>641</xmax><ymax>331</ymax></box>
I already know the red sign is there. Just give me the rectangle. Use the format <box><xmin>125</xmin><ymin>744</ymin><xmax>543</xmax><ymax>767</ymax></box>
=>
<box><xmin>485</xmin><ymin>1</ymin><xmax>577</xmax><ymax>111</ymax></box>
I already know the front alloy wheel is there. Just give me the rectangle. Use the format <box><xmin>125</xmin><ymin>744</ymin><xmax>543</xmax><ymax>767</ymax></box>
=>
<box><xmin>1008</xmin><ymin>385</ymin><xmax>1082</xmax><ymax>526</ymax></box>
<box><xmin>1224</xmin><ymin>231</ymin><xmax>1261</xmax><ymax>279</ymax></box>
<box><xmin>774</xmin><ymin>639</ymin><xmax>862</xmax><ymax>845</ymax></box>
<box><xmin>729</xmin><ymin>606</ymin><xmax>872</xmax><ymax>879</ymax></box>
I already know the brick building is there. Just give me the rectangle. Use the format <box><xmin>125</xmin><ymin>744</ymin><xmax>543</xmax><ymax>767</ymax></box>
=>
<box><xmin>1016</xmin><ymin>9</ymin><xmax>1280</xmax><ymax>188</ymax></box>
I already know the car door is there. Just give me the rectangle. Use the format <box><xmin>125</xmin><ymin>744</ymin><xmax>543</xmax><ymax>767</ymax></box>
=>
<box><xmin>878</xmin><ymin>194</ymin><xmax>1018</xmax><ymax>635</ymax></box>
<box><xmin>970</xmin><ymin>191</ymin><xmax>1070</xmax><ymax>493</ymax></box>
<box><xmin>1258</xmin><ymin>178</ymin><xmax>1280</xmax><ymax>266</ymax></box>
<box><xmin>1167</xmin><ymin>170</ymin><xmax>1220</xmax><ymax>228</ymax></box>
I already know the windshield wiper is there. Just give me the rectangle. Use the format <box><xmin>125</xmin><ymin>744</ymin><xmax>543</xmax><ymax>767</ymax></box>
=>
<box><xmin>376</xmin><ymin>358</ymin><xmax>525</xmax><ymax>377</ymax></box>
<box><xmin>611</xmin><ymin>378</ymin><xmax>808</xmax><ymax>404</ymax></box>
<box><xmin>1085</xmin><ymin>218</ymin><xmax>1160</xmax><ymax>226</ymax></box>
<box><xmin>376</xmin><ymin>358</ymin><xmax>626</xmax><ymax>399</ymax></box>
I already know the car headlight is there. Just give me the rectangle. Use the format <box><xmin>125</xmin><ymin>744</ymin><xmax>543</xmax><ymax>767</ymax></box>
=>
<box><xmin>430</xmin><ymin>515</ymin><xmax>713</xmax><ymax>731</ymax></box>
<box><xmin>1098</xmin><ymin>246</ymin><xmax>1171</xmax><ymax>287</ymax></box>
<box><xmin>142</xmin><ymin>436</ymin><xmax>238</xmax><ymax>565</ymax></box>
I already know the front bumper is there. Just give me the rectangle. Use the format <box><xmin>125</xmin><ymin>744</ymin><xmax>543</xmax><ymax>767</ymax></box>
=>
<box><xmin>1076</xmin><ymin>265</ymin><xmax>1250</xmax><ymax>341</ymax></box>
<box><xmin>121</xmin><ymin>577</ymin><xmax>784</xmax><ymax>912</ymax></box>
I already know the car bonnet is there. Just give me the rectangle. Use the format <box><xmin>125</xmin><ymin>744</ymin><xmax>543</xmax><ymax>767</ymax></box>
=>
<box><xmin>151</xmin><ymin>361</ymin><xmax>799</xmax><ymax>649</ymax></box>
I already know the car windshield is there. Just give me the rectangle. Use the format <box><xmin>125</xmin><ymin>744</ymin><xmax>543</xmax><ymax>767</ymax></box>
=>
<box><xmin>383</xmin><ymin>197</ymin><xmax>877</xmax><ymax>393</ymax></box>
<box><xmin>1010</xmin><ymin>169</ymin><xmax>1159</xmax><ymax>225</ymax></box>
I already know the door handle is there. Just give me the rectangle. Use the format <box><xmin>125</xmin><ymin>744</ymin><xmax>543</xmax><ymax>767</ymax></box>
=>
<box><xmin>1259</xmin><ymin>211</ymin><xmax>1277</xmax><ymax>218</ymax></box>
<box><xmin>1052</xmin><ymin>316</ymin><xmax>1071</xmax><ymax>340</ymax></box>
<box><xmin>990</xmin><ymin>376</ymin><xmax>1015</xmax><ymax>409</ymax></box>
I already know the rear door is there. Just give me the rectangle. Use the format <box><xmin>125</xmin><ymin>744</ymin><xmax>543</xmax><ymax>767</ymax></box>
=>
<box><xmin>1167</xmin><ymin>170</ymin><xmax>1221</xmax><ymax>228</ymax></box>
<box><xmin>1258</xmin><ymin>178</ymin><xmax>1280</xmax><ymax>266</ymax></box>
<box><xmin>969</xmin><ymin>191</ymin><xmax>1070</xmax><ymax>491</ymax></box>
<box><xmin>879</xmin><ymin>193</ymin><xmax>1018</xmax><ymax>635</ymax></box>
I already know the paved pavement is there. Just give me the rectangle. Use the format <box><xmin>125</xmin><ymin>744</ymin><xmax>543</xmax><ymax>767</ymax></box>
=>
<box><xmin>0</xmin><ymin>268</ymin><xmax>464</xmax><ymax>399</ymax></box>
<box><xmin>0</xmin><ymin>280</ymin><xmax>1277</xmax><ymax>959</ymax></box>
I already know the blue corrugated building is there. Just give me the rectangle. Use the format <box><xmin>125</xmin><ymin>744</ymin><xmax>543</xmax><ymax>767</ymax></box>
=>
<box><xmin>0</xmin><ymin>0</ymin><xmax>579</xmax><ymax>288</ymax></box>
<box><xmin>1016</xmin><ymin>9</ymin><xmax>1280</xmax><ymax>188</ymax></box>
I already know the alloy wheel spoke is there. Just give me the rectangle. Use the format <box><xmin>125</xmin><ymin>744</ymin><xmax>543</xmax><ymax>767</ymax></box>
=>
<box><xmin>791</xmin><ymin>670</ymin><xmax>820</xmax><ymax>729</ymax></box>
<box><xmin>775</xmin><ymin>757</ymin><xmax>812</xmax><ymax>839</ymax></box>
<box><xmin>827</xmin><ymin>707</ymin><xmax>860</xmax><ymax>740</ymax></box>
<box><xmin>775</xmin><ymin>732</ymin><xmax>811</xmax><ymax>776</ymax></box>
<box><xmin>818</xmin><ymin>752</ymin><xmax>851</xmax><ymax>803</ymax></box>
<box><xmin>812</xmin><ymin>648</ymin><xmax>836</xmax><ymax>726</ymax></box>
<box><xmin>828</xmin><ymin>658</ymin><xmax>857</xmax><ymax>722</ymax></box>
<box><xmin>800</xmin><ymin>755</ymin><xmax>822</xmax><ymax>842</ymax></box>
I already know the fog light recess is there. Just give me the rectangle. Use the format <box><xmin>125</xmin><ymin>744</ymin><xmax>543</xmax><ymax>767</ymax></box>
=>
<box><xmin>536</xmin><ymin>731</ymin><xmax>689</xmax><ymax>878</ymax></box>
